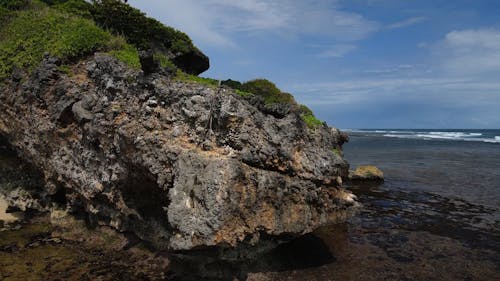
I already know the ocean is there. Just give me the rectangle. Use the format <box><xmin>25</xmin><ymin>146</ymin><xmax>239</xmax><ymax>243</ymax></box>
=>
<box><xmin>1</xmin><ymin>130</ymin><xmax>499</xmax><ymax>280</ymax></box>
<box><xmin>343</xmin><ymin>129</ymin><xmax>500</xmax><ymax>209</ymax></box>
<box><xmin>245</xmin><ymin>129</ymin><xmax>500</xmax><ymax>280</ymax></box>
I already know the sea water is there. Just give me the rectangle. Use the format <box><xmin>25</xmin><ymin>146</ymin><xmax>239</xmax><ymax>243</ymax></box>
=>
<box><xmin>246</xmin><ymin>129</ymin><xmax>500</xmax><ymax>280</ymax></box>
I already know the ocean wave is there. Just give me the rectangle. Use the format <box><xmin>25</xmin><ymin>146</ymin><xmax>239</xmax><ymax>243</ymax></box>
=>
<box><xmin>348</xmin><ymin>129</ymin><xmax>498</xmax><ymax>143</ymax></box>
<box><xmin>382</xmin><ymin>133</ymin><xmax>500</xmax><ymax>144</ymax></box>
<box><xmin>427</xmin><ymin>132</ymin><xmax>482</xmax><ymax>138</ymax></box>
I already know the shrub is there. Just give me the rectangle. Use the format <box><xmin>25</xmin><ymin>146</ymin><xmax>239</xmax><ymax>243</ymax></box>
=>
<box><xmin>90</xmin><ymin>0</ymin><xmax>195</xmax><ymax>54</ymax></box>
<box><xmin>57</xmin><ymin>64</ymin><xmax>72</xmax><ymax>75</ymax></box>
<box><xmin>0</xmin><ymin>6</ymin><xmax>13</xmax><ymax>25</ymax></box>
<box><xmin>0</xmin><ymin>7</ymin><xmax>113</xmax><ymax>79</ymax></box>
<box><xmin>109</xmin><ymin>44</ymin><xmax>140</xmax><ymax>69</ymax></box>
<box><xmin>221</xmin><ymin>79</ymin><xmax>242</xmax><ymax>90</ymax></box>
<box><xmin>241</xmin><ymin>79</ymin><xmax>280</xmax><ymax>98</ymax></box>
<box><xmin>0</xmin><ymin>0</ymin><xmax>30</xmax><ymax>10</ymax></box>
<box><xmin>240</xmin><ymin>79</ymin><xmax>298</xmax><ymax>105</ymax></box>
<box><xmin>153</xmin><ymin>53</ymin><xmax>177</xmax><ymax>69</ymax></box>
<box><xmin>299</xmin><ymin>105</ymin><xmax>323</xmax><ymax>128</ymax></box>
<box><xmin>52</xmin><ymin>0</ymin><xmax>92</xmax><ymax>18</ymax></box>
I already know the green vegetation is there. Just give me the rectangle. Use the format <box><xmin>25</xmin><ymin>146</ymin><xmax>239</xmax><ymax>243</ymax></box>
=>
<box><xmin>0</xmin><ymin>5</ymin><xmax>117</xmax><ymax>79</ymax></box>
<box><xmin>234</xmin><ymin>89</ymin><xmax>253</xmax><ymax>97</ymax></box>
<box><xmin>331</xmin><ymin>147</ymin><xmax>341</xmax><ymax>156</ymax></box>
<box><xmin>57</xmin><ymin>64</ymin><xmax>72</xmax><ymax>75</ymax></box>
<box><xmin>90</xmin><ymin>0</ymin><xmax>195</xmax><ymax>54</ymax></box>
<box><xmin>39</xmin><ymin>0</ymin><xmax>196</xmax><ymax>53</ymax></box>
<box><xmin>0</xmin><ymin>6</ymin><xmax>12</xmax><ymax>25</ymax></box>
<box><xmin>175</xmin><ymin>71</ymin><xmax>219</xmax><ymax>87</ymax></box>
<box><xmin>298</xmin><ymin>104</ymin><xmax>323</xmax><ymax>128</ymax></box>
<box><xmin>301</xmin><ymin>113</ymin><xmax>324</xmax><ymax>128</ymax></box>
<box><xmin>153</xmin><ymin>53</ymin><xmax>177</xmax><ymax>69</ymax></box>
<box><xmin>0</xmin><ymin>0</ymin><xmax>29</xmax><ymax>10</ymax></box>
<box><xmin>0</xmin><ymin>0</ymin><xmax>148</xmax><ymax>79</ymax></box>
<box><xmin>51</xmin><ymin>0</ymin><xmax>92</xmax><ymax>18</ymax></box>
<box><xmin>109</xmin><ymin>43</ymin><xmax>140</xmax><ymax>69</ymax></box>
<box><xmin>220</xmin><ymin>78</ymin><xmax>324</xmax><ymax>128</ymax></box>
<box><xmin>240</xmin><ymin>79</ymin><xmax>297</xmax><ymax>105</ymax></box>
<box><xmin>0</xmin><ymin>0</ymin><xmax>324</xmax><ymax>129</ymax></box>
<box><xmin>221</xmin><ymin>79</ymin><xmax>242</xmax><ymax>90</ymax></box>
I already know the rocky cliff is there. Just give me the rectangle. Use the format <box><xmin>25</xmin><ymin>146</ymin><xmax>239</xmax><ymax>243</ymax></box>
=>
<box><xmin>0</xmin><ymin>53</ymin><xmax>357</xmax><ymax>252</ymax></box>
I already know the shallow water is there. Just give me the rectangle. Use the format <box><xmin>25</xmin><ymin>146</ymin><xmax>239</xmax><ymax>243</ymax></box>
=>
<box><xmin>179</xmin><ymin>133</ymin><xmax>500</xmax><ymax>280</ymax></box>
<box><xmin>246</xmin><ymin>132</ymin><xmax>500</xmax><ymax>280</ymax></box>
<box><xmin>1</xmin><ymin>133</ymin><xmax>499</xmax><ymax>280</ymax></box>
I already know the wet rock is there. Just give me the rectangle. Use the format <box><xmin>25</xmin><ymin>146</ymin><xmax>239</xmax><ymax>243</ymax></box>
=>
<box><xmin>348</xmin><ymin>165</ymin><xmax>384</xmax><ymax>183</ymax></box>
<box><xmin>0</xmin><ymin>53</ymin><xmax>358</xmax><ymax>252</ymax></box>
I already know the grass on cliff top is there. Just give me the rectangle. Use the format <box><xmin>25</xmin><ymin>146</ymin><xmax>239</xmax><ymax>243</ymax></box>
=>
<box><xmin>298</xmin><ymin>104</ymin><xmax>324</xmax><ymax>128</ymax></box>
<box><xmin>221</xmin><ymin>78</ymin><xmax>324</xmax><ymax>128</ymax></box>
<box><xmin>0</xmin><ymin>1</ymin><xmax>140</xmax><ymax>79</ymax></box>
<box><xmin>175</xmin><ymin>70</ymin><xmax>220</xmax><ymax>88</ymax></box>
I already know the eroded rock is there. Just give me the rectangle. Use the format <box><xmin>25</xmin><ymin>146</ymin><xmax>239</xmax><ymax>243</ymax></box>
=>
<box><xmin>0</xmin><ymin>54</ymin><xmax>358</xmax><ymax>252</ymax></box>
<box><xmin>348</xmin><ymin>165</ymin><xmax>384</xmax><ymax>183</ymax></box>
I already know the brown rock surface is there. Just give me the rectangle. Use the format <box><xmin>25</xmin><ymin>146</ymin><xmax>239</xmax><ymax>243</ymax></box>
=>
<box><xmin>0</xmin><ymin>54</ymin><xmax>358</xmax><ymax>251</ymax></box>
<box><xmin>348</xmin><ymin>165</ymin><xmax>384</xmax><ymax>183</ymax></box>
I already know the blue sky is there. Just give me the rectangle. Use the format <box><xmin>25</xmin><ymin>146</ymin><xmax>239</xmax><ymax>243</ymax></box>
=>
<box><xmin>128</xmin><ymin>0</ymin><xmax>500</xmax><ymax>129</ymax></box>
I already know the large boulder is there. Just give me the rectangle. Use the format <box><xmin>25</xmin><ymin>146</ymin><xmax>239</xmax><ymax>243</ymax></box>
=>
<box><xmin>0</xmin><ymin>54</ymin><xmax>357</xmax><ymax>252</ymax></box>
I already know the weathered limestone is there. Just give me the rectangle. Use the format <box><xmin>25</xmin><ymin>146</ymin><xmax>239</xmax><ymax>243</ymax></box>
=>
<box><xmin>0</xmin><ymin>54</ymin><xmax>358</xmax><ymax>251</ymax></box>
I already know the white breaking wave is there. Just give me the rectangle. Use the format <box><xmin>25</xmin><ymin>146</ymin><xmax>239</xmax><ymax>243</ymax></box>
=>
<box><xmin>348</xmin><ymin>129</ymin><xmax>498</xmax><ymax>143</ymax></box>
<box><xmin>382</xmin><ymin>133</ymin><xmax>500</xmax><ymax>143</ymax></box>
<box><xmin>427</xmin><ymin>132</ymin><xmax>482</xmax><ymax>138</ymax></box>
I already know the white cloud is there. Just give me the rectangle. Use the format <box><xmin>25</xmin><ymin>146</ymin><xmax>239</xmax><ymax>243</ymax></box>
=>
<box><xmin>387</xmin><ymin>16</ymin><xmax>427</xmax><ymax>29</ymax></box>
<box><xmin>436</xmin><ymin>28</ymin><xmax>500</xmax><ymax>76</ymax></box>
<box><xmin>290</xmin><ymin>77</ymin><xmax>500</xmax><ymax>107</ymax></box>
<box><xmin>318</xmin><ymin>44</ymin><xmax>357</xmax><ymax>58</ymax></box>
<box><xmin>128</xmin><ymin>0</ymin><xmax>379</xmax><ymax>47</ymax></box>
<box><xmin>290</xmin><ymin>28</ymin><xmax>500</xmax><ymax>109</ymax></box>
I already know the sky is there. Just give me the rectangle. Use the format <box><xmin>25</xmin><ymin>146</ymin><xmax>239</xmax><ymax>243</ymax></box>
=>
<box><xmin>128</xmin><ymin>0</ymin><xmax>500</xmax><ymax>129</ymax></box>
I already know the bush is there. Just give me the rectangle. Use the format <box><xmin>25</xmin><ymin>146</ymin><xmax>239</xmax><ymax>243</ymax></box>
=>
<box><xmin>0</xmin><ymin>6</ymin><xmax>13</xmax><ymax>26</ymax></box>
<box><xmin>109</xmin><ymin>43</ymin><xmax>140</xmax><ymax>69</ymax></box>
<box><xmin>299</xmin><ymin>105</ymin><xmax>323</xmax><ymax>128</ymax></box>
<box><xmin>90</xmin><ymin>0</ymin><xmax>195</xmax><ymax>54</ymax></box>
<box><xmin>0</xmin><ymin>0</ymin><xmax>30</xmax><ymax>10</ymax></box>
<box><xmin>240</xmin><ymin>79</ymin><xmax>297</xmax><ymax>105</ymax></box>
<box><xmin>52</xmin><ymin>0</ymin><xmax>92</xmax><ymax>18</ymax></box>
<box><xmin>0</xmin><ymin>7</ymin><xmax>113</xmax><ymax>79</ymax></box>
<box><xmin>241</xmin><ymin>79</ymin><xmax>280</xmax><ymax>97</ymax></box>
<box><xmin>153</xmin><ymin>53</ymin><xmax>177</xmax><ymax>69</ymax></box>
<box><xmin>221</xmin><ymin>79</ymin><xmax>242</xmax><ymax>90</ymax></box>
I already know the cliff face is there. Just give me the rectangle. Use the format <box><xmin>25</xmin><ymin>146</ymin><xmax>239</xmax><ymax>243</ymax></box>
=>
<box><xmin>0</xmin><ymin>54</ymin><xmax>357</xmax><ymax>251</ymax></box>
